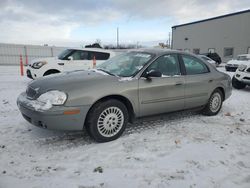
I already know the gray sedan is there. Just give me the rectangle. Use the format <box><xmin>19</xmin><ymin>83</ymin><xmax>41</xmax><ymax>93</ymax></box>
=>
<box><xmin>17</xmin><ymin>49</ymin><xmax>232</xmax><ymax>142</ymax></box>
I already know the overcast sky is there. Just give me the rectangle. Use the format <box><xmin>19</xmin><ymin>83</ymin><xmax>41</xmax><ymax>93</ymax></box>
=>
<box><xmin>0</xmin><ymin>0</ymin><xmax>249</xmax><ymax>47</ymax></box>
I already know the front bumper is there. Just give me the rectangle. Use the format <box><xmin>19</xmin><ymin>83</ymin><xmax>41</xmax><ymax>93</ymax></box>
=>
<box><xmin>235</xmin><ymin>70</ymin><xmax>250</xmax><ymax>85</ymax></box>
<box><xmin>26</xmin><ymin>66</ymin><xmax>44</xmax><ymax>79</ymax></box>
<box><xmin>225</xmin><ymin>65</ymin><xmax>238</xmax><ymax>72</ymax></box>
<box><xmin>17</xmin><ymin>92</ymin><xmax>91</xmax><ymax>131</ymax></box>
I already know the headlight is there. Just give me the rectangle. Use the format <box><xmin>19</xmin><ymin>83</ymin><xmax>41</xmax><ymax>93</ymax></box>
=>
<box><xmin>37</xmin><ymin>90</ymin><xmax>67</xmax><ymax>105</ymax></box>
<box><xmin>32</xmin><ymin>61</ymin><xmax>47</xmax><ymax>69</ymax></box>
<box><xmin>238</xmin><ymin>64</ymin><xmax>247</xmax><ymax>72</ymax></box>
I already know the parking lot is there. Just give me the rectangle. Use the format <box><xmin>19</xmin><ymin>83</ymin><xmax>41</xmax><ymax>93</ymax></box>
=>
<box><xmin>0</xmin><ymin>65</ymin><xmax>250</xmax><ymax>188</ymax></box>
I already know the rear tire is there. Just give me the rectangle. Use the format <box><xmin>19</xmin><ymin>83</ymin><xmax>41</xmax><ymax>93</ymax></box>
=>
<box><xmin>232</xmin><ymin>76</ymin><xmax>246</xmax><ymax>89</ymax></box>
<box><xmin>202</xmin><ymin>89</ymin><xmax>223</xmax><ymax>116</ymax></box>
<box><xmin>85</xmin><ymin>99</ymin><xmax>128</xmax><ymax>142</ymax></box>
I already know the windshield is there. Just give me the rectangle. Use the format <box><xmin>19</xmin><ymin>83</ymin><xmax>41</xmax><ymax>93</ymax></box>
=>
<box><xmin>237</xmin><ymin>56</ymin><xmax>250</xmax><ymax>61</ymax></box>
<box><xmin>97</xmin><ymin>52</ymin><xmax>154</xmax><ymax>77</ymax></box>
<box><xmin>58</xmin><ymin>49</ymin><xmax>74</xmax><ymax>60</ymax></box>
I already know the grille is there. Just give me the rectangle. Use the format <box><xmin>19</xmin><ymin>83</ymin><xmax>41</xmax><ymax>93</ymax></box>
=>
<box><xmin>26</xmin><ymin>86</ymin><xmax>38</xmax><ymax>99</ymax></box>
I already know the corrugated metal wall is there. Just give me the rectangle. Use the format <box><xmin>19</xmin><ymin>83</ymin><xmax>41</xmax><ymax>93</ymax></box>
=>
<box><xmin>0</xmin><ymin>43</ymin><xmax>67</xmax><ymax>65</ymax></box>
<box><xmin>172</xmin><ymin>10</ymin><xmax>250</xmax><ymax>63</ymax></box>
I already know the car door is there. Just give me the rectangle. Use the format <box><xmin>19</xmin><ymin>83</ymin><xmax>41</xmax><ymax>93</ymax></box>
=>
<box><xmin>63</xmin><ymin>50</ymin><xmax>89</xmax><ymax>71</ymax></box>
<box><xmin>180</xmin><ymin>54</ymin><xmax>213</xmax><ymax>109</ymax></box>
<box><xmin>138</xmin><ymin>54</ymin><xmax>185</xmax><ymax>117</ymax></box>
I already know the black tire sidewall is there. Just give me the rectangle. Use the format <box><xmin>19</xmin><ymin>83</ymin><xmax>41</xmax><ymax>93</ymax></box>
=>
<box><xmin>87</xmin><ymin>99</ymin><xmax>129</xmax><ymax>142</ymax></box>
<box><xmin>232</xmin><ymin>76</ymin><xmax>246</xmax><ymax>89</ymax></box>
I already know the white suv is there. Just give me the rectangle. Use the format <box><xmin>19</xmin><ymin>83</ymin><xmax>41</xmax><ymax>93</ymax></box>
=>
<box><xmin>232</xmin><ymin>62</ymin><xmax>250</xmax><ymax>89</ymax></box>
<box><xmin>225</xmin><ymin>54</ymin><xmax>250</xmax><ymax>72</ymax></box>
<box><xmin>26</xmin><ymin>48</ymin><xmax>116</xmax><ymax>79</ymax></box>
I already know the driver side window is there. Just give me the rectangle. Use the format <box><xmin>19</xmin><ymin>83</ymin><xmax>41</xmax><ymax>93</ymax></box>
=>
<box><xmin>71</xmin><ymin>50</ymin><xmax>88</xmax><ymax>60</ymax></box>
<box><xmin>147</xmin><ymin>54</ymin><xmax>181</xmax><ymax>76</ymax></box>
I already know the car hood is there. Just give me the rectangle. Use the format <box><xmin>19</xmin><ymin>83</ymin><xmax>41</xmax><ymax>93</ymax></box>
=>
<box><xmin>29</xmin><ymin>57</ymin><xmax>58</xmax><ymax>65</ymax></box>
<box><xmin>28</xmin><ymin>69</ymin><xmax>118</xmax><ymax>96</ymax></box>
<box><xmin>227</xmin><ymin>59</ymin><xmax>250</xmax><ymax>65</ymax></box>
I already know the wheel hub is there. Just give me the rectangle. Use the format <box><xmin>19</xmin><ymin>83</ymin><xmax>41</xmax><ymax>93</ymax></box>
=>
<box><xmin>97</xmin><ymin>107</ymin><xmax>124</xmax><ymax>137</ymax></box>
<box><xmin>210</xmin><ymin>93</ymin><xmax>222</xmax><ymax>113</ymax></box>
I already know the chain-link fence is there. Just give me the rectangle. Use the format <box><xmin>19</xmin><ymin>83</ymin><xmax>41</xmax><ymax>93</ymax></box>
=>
<box><xmin>0</xmin><ymin>43</ymin><xmax>67</xmax><ymax>65</ymax></box>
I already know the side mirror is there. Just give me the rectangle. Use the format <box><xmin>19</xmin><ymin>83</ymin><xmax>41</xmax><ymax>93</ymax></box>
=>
<box><xmin>145</xmin><ymin>70</ymin><xmax>162</xmax><ymax>79</ymax></box>
<box><xmin>68</xmin><ymin>56</ymin><xmax>73</xmax><ymax>61</ymax></box>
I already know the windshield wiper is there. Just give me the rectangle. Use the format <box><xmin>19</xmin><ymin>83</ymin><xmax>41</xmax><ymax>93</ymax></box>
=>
<box><xmin>96</xmin><ymin>68</ymin><xmax>116</xmax><ymax>76</ymax></box>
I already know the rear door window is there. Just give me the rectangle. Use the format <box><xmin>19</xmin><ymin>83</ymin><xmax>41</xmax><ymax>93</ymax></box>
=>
<box><xmin>89</xmin><ymin>51</ymin><xmax>110</xmax><ymax>60</ymax></box>
<box><xmin>181</xmin><ymin>54</ymin><xmax>209</xmax><ymax>75</ymax></box>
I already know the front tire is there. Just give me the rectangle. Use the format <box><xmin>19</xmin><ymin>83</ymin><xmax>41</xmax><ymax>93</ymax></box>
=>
<box><xmin>85</xmin><ymin>99</ymin><xmax>129</xmax><ymax>142</ymax></box>
<box><xmin>232</xmin><ymin>76</ymin><xmax>246</xmax><ymax>89</ymax></box>
<box><xmin>202</xmin><ymin>89</ymin><xmax>223</xmax><ymax>116</ymax></box>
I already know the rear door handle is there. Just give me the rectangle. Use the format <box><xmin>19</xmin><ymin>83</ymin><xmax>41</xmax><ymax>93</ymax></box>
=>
<box><xmin>209</xmin><ymin>79</ymin><xmax>213</xmax><ymax>83</ymax></box>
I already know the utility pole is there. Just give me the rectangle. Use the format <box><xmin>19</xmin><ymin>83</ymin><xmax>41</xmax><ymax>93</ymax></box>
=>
<box><xmin>168</xmin><ymin>32</ymin><xmax>171</xmax><ymax>48</ymax></box>
<box><xmin>117</xmin><ymin>27</ymin><xmax>119</xmax><ymax>48</ymax></box>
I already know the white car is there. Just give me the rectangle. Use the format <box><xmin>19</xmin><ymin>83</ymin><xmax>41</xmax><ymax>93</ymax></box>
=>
<box><xmin>232</xmin><ymin>62</ymin><xmax>250</xmax><ymax>89</ymax></box>
<box><xmin>225</xmin><ymin>54</ymin><xmax>250</xmax><ymax>72</ymax></box>
<box><xmin>26</xmin><ymin>48</ymin><xmax>117</xmax><ymax>79</ymax></box>
<box><xmin>198</xmin><ymin>55</ymin><xmax>216</xmax><ymax>67</ymax></box>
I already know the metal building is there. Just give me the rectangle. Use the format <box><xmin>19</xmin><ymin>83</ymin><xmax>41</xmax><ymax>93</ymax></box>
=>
<box><xmin>172</xmin><ymin>9</ymin><xmax>250</xmax><ymax>63</ymax></box>
<box><xmin>0</xmin><ymin>43</ymin><xmax>67</xmax><ymax>65</ymax></box>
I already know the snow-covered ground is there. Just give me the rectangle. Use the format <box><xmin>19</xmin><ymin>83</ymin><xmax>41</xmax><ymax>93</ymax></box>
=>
<box><xmin>0</xmin><ymin>66</ymin><xmax>250</xmax><ymax>188</ymax></box>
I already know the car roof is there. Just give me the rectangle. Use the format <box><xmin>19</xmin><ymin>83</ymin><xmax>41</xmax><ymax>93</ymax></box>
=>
<box><xmin>127</xmin><ymin>48</ymin><xmax>184</xmax><ymax>56</ymax></box>
<box><xmin>198</xmin><ymin>55</ymin><xmax>214</xmax><ymax>60</ymax></box>
<box><xmin>67</xmin><ymin>48</ymin><xmax>115</xmax><ymax>53</ymax></box>
<box><xmin>66</xmin><ymin>47</ymin><xmax>202</xmax><ymax>57</ymax></box>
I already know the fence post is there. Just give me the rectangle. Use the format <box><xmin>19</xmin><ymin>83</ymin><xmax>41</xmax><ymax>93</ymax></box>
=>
<box><xmin>20</xmin><ymin>55</ymin><xmax>24</xmax><ymax>76</ymax></box>
<box><xmin>25</xmin><ymin>55</ymin><xmax>28</xmax><ymax>65</ymax></box>
<box><xmin>93</xmin><ymin>56</ymin><xmax>96</xmax><ymax>68</ymax></box>
<box><xmin>24</xmin><ymin>46</ymin><xmax>28</xmax><ymax>65</ymax></box>
<box><xmin>51</xmin><ymin>47</ymin><xmax>54</xmax><ymax>57</ymax></box>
